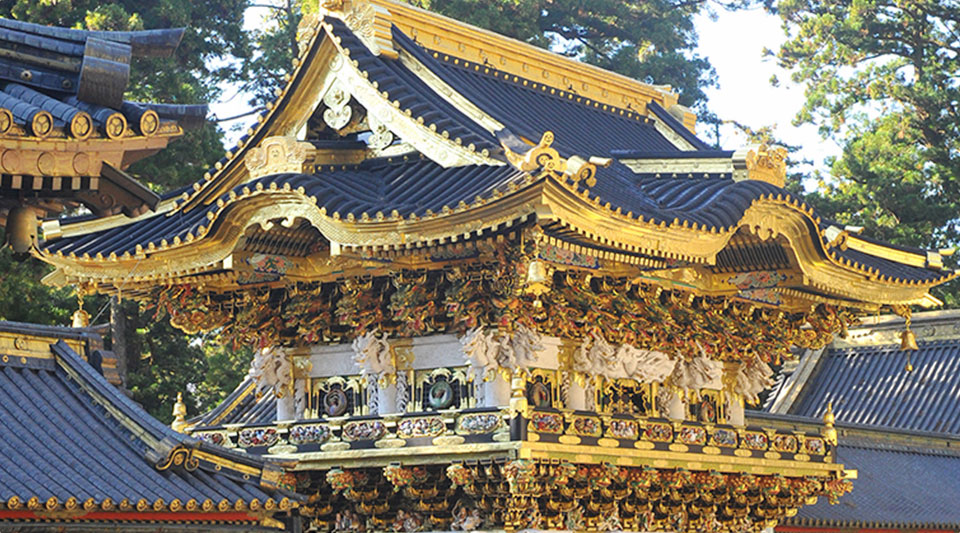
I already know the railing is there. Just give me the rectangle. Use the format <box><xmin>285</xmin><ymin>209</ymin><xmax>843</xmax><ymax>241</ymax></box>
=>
<box><xmin>189</xmin><ymin>406</ymin><xmax>832</xmax><ymax>467</ymax></box>
<box><xmin>520</xmin><ymin>407</ymin><xmax>832</xmax><ymax>465</ymax></box>
<box><xmin>190</xmin><ymin>408</ymin><xmax>511</xmax><ymax>454</ymax></box>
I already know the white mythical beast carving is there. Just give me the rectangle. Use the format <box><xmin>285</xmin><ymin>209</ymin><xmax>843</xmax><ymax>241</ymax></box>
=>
<box><xmin>461</xmin><ymin>327</ymin><xmax>499</xmax><ymax>381</ymax></box>
<box><xmin>573</xmin><ymin>330</ymin><xmax>616</xmax><ymax>378</ymax></box>
<box><xmin>669</xmin><ymin>349</ymin><xmax>724</xmax><ymax>394</ymax></box>
<box><xmin>248</xmin><ymin>346</ymin><xmax>293</xmax><ymax>398</ymax></box>
<box><xmin>352</xmin><ymin>330</ymin><xmax>395</xmax><ymax>385</ymax></box>
<box><xmin>461</xmin><ymin>326</ymin><xmax>543</xmax><ymax>380</ymax></box>
<box><xmin>617</xmin><ymin>344</ymin><xmax>676</xmax><ymax>383</ymax></box>
<box><xmin>500</xmin><ymin>325</ymin><xmax>543</xmax><ymax>371</ymax></box>
<box><xmin>734</xmin><ymin>355</ymin><xmax>775</xmax><ymax>405</ymax></box>
<box><xmin>573</xmin><ymin>331</ymin><xmax>676</xmax><ymax>382</ymax></box>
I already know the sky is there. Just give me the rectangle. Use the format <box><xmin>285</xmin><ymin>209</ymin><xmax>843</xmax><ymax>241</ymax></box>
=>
<box><xmin>212</xmin><ymin>6</ymin><xmax>841</xmax><ymax>177</ymax></box>
<box><xmin>693</xmin><ymin>8</ymin><xmax>840</xmax><ymax>175</ymax></box>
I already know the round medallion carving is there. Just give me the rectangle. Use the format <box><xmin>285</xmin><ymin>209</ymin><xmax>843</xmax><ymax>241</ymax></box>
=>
<box><xmin>140</xmin><ymin>110</ymin><xmax>159</xmax><ymax>136</ymax></box>
<box><xmin>529</xmin><ymin>381</ymin><xmax>551</xmax><ymax>408</ymax></box>
<box><xmin>72</xmin><ymin>153</ymin><xmax>90</xmax><ymax>174</ymax></box>
<box><xmin>0</xmin><ymin>109</ymin><xmax>12</xmax><ymax>134</ymax></box>
<box><xmin>104</xmin><ymin>113</ymin><xmax>127</xmax><ymax>139</ymax></box>
<box><xmin>37</xmin><ymin>152</ymin><xmax>55</xmax><ymax>175</ymax></box>
<box><xmin>427</xmin><ymin>380</ymin><xmax>454</xmax><ymax>409</ymax></box>
<box><xmin>70</xmin><ymin>112</ymin><xmax>93</xmax><ymax>139</ymax></box>
<box><xmin>323</xmin><ymin>389</ymin><xmax>348</xmax><ymax>417</ymax></box>
<box><xmin>2</xmin><ymin>149</ymin><xmax>20</xmax><ymax>173</ymax></box>
<box><xmin>30</xmin><ymin>111</ymin><xmax>52</xmax><ymax>137</ymax></box>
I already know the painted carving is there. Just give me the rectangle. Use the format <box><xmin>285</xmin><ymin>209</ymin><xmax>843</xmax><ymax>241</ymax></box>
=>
<box><xmin>461</xmin><ymin>327</ymin><xmax>498</xmax><ymax>381</ymax></box>
<box><xmin>366</xmin><ymin>115</ymin><xmax>394</xmax><ymax>150</ymax></box>
<box><xmin>322</xmin><ymin>81</ymin><xmax>353</xmax><ymax>130</ymax></box>
<box><xmin>669</xmin><ymin>352</ymin><xmax>723</xmax><ymax>393</ymax></box>
<box><xmin>461</xmin><ymin>326</ymin><xmax>543</xmax><ymax>381</ymax></box>
<box><xmin>294</xmin><ymin>377</ymin><xmax>309</xmax><ymax>418</ymax></box>
<box><xmin>244</xmin><ymin>136</ymin><xmax>313</xmax><ymax>179</ymax></box>
<box><xmin>573</xmin><ymin>330</ymin><xmax>675</xmax><ymax>382</ymax></box>
<box><xmin>248</xmin><ymin>346</ymin><xmax>293</xmax><ymax>399</ymax></box>
<box><xmin>745</xmin><ymin>143</ymin><xmax>787</xmax><ymax>187</ymax></box>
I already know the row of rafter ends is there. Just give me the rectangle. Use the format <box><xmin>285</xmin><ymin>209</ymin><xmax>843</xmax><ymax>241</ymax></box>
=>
<box><xmin>0</xmin><ymin>495</ymin><xmax>294</xmax><ymax>513</ymax></box>
<box><xmin>0</xmin><ymin>83</ymin><xmax>172</xmax><ymax>140</ymax></box>
<box><xmin>2</xmin><ymin>174</ymin><xmax>96</xmax><ymax>191</ymax></box>
<box><xmin>785</xmin><ymin>517</ymin><xmax>960</xmax><ymax>529</ymax></box>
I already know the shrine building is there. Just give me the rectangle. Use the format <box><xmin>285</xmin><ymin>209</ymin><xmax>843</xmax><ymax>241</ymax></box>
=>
<box><xmin>3</xmin><ymin>0</ymin><xmax>959</xmax><ymax>531</ymax></box>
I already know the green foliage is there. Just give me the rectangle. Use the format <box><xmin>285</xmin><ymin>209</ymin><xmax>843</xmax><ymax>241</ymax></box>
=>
<box><xmin>771</xmin><ymin>0</ymin><xmax>960</xmax><ymax>302</ymax></box>
<box><xmin>772</xmin><ymin>1</ymin><xmax>960</xmax><ymax>240</ymax></box>
<box><xmin>0</xmin><ymin>230</ymin><xmax>73</xmax><ymax>324</ymax></box>
<box><xmin>120</xmin><ymin>299</ymin><xmax>251</xmax><ymax>423</ymax></box>
<box><xmin>407</xmin><ymin>0</ymin><xmax>725</xmax><ymax>112</ymax></box>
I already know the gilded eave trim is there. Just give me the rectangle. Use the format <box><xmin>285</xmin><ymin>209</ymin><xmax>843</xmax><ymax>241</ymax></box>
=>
<box><xmin>366</xmin><ymin>0</ymin><xmax>682</xmax><ymax>119</ymax></box>
<box><xmin>39</xmin><ymin>167</ymin><xmax>953</xmax><ymax>305</ymax></box>
<box><xmin>40</xmin><ymin>178</ymin><xmax>541</xmax><ymax>283</ymax></box>
<box><xmin>322</xmin><ymin>22</ymin><xmax>498</xmax><ymax>168</ymax></box>
<box><xmin>169</xmin><ymin>10</ymin><xmax>334</xmax><ymax>211</ymax></box>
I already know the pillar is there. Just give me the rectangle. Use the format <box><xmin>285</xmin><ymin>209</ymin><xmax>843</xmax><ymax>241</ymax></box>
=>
<box><xmin>483</xmin><ymin>374</ymin><xmax>511</xmax><ymax>408</ymax></box>
<box><xmin>276</xmin><ymin>392</ymin><xmax>296</xmax><ymax>421</ymax></box>
<box><xmin>565</xmin><ymin>376</ymin><xmax>588</xmax><ymax>410</ymax></box>
<box><xmin>726</xmin><ymin>393</ymin><xmax>745</xmax><ymax>426</ymax></box>
<box><xmin>662</xmin><ymin>389</ymin><xmax>686</xmax><ymax>421</ymax></box>
<box><xmin>378</xmin><ymin>380</ymin><xmax>398</xmax><ymax>414</ymax></box>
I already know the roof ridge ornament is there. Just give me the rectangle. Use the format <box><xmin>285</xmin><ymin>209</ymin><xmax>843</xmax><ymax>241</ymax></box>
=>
<box><xmin>498</xmin><ymin>130</ymin><xmax>610</xmax><ymax>188</ymax></box>
<box><xmin>733</xmin><ymin>143</ymin><xmax>788</xmax><ymax>187</ymax></box>
<box><xmin>322</xmin><ymin>0</ymin><xmax>397</xmax><ymax>59</ymax></box>
<box><xmin>245</xmin><ymin>136</ymin><xmax>316</xmax><ymax>180</ymax></box>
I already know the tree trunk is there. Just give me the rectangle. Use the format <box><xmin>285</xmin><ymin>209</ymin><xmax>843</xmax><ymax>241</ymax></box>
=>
<box><xmin>110</xmin><ymin>296</ymin><xmax>128</xmax><ymax>388</ymax></box>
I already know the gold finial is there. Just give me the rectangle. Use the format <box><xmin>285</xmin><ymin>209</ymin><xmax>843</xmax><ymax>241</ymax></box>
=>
<box><xmin>821</xmin><ymin>401</ymin><xmax>837</xmax><ymax>446</ymax></box>
<box><xmin>171</xmin><ymin>392</ymin><xmax>188</xmax><ymax>433</ymax></box>
<box><xmin>71</xmin><ymin>285</ymin><xmax>90</xmax><ymax>328</ymax></box>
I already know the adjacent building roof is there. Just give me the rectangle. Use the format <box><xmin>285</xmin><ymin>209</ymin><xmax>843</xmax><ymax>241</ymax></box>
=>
<box><xmin>189</xmin><ymin>377</ymin><xmax>277</xmax><ymax>429</ymax></box>
<box><xmin>0</xmin><ymin>322</ymin><xmax>299</xmax><ymax>528</ymax></box>
<box><xmin>0</xmin><ymin>16</ymin><xmax>206</xmax><ymax>223</ymax></box>
<box><xmin>790</xmin><ymin>435</ymin><xmax>960</xmax><ymax>530</ymax></box>
<box><xmin>769</xmin><ymin>310</ymin><xmax>960</xmax><ymax>435</ymax></box>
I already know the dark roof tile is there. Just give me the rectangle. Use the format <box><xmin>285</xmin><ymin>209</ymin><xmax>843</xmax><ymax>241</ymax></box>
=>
<box><xmin>0</xmin><ymin>330</ymin><xmax>292</xmax><ymax>509</ymax></box>
<box><xmin>791</xmin><ymin>340</ymin><xmax>960</xmax><ymax>434</ymax></box>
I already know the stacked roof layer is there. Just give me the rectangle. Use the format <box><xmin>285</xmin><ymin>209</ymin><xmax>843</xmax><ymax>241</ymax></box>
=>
<box><xmin>0</xmin><ymin>323</ymin><xmax>296</xmax><ymax>518</ymax></box>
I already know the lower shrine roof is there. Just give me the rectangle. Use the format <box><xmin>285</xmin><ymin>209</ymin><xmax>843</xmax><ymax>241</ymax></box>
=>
<box><xmin>39</xmin><ymin>154</ymin><xmax>954</xmax><ymax>289</ymax></box>
<box><xmin>787</xmin><ymin>432</ymin><xmax>960</xmax><ymax>530</ymax></box>
<box><xmin>0</xmin><ymin>322</ymin><xmax>299</xmax><ymax>525</ymax></box>
<box><xmin>772</xmin><ymin>313</ymin><xmax>960</xmax><ymax>435</ymax></box>
<box><xmin>189</xmin><ymin>377</ymin><xmax>277</xmax><ymax>428</ymax></box>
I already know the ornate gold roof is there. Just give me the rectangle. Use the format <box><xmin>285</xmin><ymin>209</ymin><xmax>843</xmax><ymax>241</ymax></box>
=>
<box><xmin>34</xmin><ymin>0</ymin><xmax>954</xmax><ymax>313</ymax></box>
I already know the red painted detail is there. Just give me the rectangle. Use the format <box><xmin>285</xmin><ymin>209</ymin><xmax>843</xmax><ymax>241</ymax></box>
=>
<box><xmin>0</xmin><ymin>510</ymin><xmax>259</xmax><ymax>522</ymax></box>
<box><xmin>777</xmin><ymin>527</ymin><xmax>953</xmax><ymax>533</ymax></box>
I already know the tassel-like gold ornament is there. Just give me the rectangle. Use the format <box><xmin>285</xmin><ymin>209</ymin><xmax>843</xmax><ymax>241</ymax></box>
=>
<box><xmin>171</xmin><ymin>392</ymin><xmax>188</xmax><ymax>432</ymax></box>
<box><xmin>900</xmin><ymin>329</ymin><xmax>919</xmax><ymax>352</ymax></box>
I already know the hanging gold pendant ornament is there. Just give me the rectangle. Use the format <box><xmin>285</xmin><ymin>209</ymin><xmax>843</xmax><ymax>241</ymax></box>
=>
<box><xmin>900</xmin><ymin>329</ymin><xmax>919</xmax><ymax>352</ymax></box>
<box><xmin>891</xmin><ymin>304</ymin><xmax>918</xmax><ymax>371</ymax></box>
<box><xmin>522</xmin><ymin>225</ymin><xmax>551</xmax><ymax>307</ymax></box>
<box><xmin>71</xmin><ymin>285</ymin><xmax>91</xmax><ymax>328</ymax></box>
